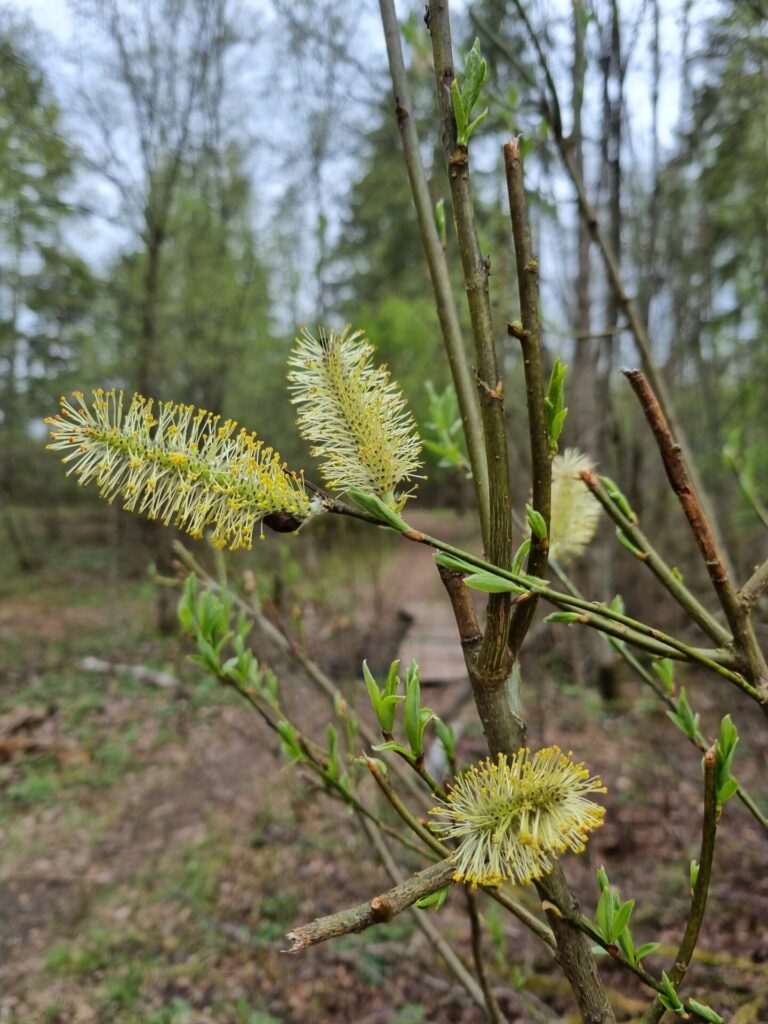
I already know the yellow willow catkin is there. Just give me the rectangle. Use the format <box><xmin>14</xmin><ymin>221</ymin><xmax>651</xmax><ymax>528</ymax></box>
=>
<box><xmin>549</xmin><ymin>448</ymin><xmax>601</xmax><ymax>562</ymax></box>
<box><xmin>430</xmin><ymin>747</ymin><xmax>606</xmax><ymax>888</ymax></box>
<box><xmin>287</xmin><ymin>326</ymin><xmax>423</xmax><ymax>508</ymax></box>
<box><xmin>45</xmin><ymin>389</ymin><xmax>311</xmax><ymax>550</ymax></box>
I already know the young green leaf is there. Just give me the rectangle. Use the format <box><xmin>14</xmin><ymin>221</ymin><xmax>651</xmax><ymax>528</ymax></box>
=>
<box><xmin>511</xmin><ymin>538</ymin><xmax>531</xmax><ymax>573</ymax></box>
<box><xmin>687</xmin><ymin>999</ymin><xmax>724</xmax><ymax>1023</ymax></box>
<box><xmin>635</xmin><ymin>942</ymin><xmax>661</xmax><ymax>962</ymax></box>
<box><xmin>416</xmin><ymin>886</ymin><xmax>450</xmax><ymax>911</ymax></box>
<box><xmin>526</xmin><ymin>503</ymin><xmax>548</xmax><ymax>540</ymax></box>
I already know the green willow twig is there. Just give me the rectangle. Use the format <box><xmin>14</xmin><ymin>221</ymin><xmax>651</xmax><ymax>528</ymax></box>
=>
<box><xmin>426</xmin><ymin>0</ymin><xmax>515</xmax><ymax>676</ymax></box>
<box><xmin>220</xmin><ymin>675</ymin><xmax>432</xmax><ymax>862</ymax></box>
<box><xmin>642</xmin><ymin>748</ymin><xmax>719</xmax><ymax>1024</ymax></box>
<box><xmin>580</xmin><ymin>469</ymin><xmax>732</xmax><ymax>647</ymax></box>
<box><xmin>504</xmin><ymin>136</ymin><xmax>552</xmax><ymax>658</ymax></box>
<box><xmin>465</xmin><ymin>889</ymin><xmax>509</xmax><ymax>1024</ymax></box>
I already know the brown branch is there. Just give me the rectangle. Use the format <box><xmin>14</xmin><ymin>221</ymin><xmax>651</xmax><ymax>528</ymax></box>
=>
<box><xmin>286</xmin><ymin>859</ymin><xmax>457</xmax><ymax>952</ymax></box>
<box><xmin>641</xmin><ymin>748</ymin><xmax>719</xmax><ymax>1024</ymax></box>
<box><xmin>624</xmin><ymin>370</ymin><xmax>768</xmax><ymax>705</ymax></box>
<box><xmin>358</xmin><ymin>815</ymin><xmax>486</xmax><ymax>1008</ymax></box>
<box><xmin>504</xmin><ymin>138</ymin><xmax>552</xmax><ymax>658</ymax></box>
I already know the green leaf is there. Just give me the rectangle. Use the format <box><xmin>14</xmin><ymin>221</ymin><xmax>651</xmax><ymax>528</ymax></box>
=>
<box><xmin>660</xmin><ymin>971</ymin><xmax>683</xmax><ymax>1010</ymax></box>
<box><xmin>434</xmin><ymin>551</ymin><xmax>478</xmax><ymax>574</ymax></box>
<box><xmin>717</xmin><ymin>777</ymin><xmax>739</xmax><ymax>805</ymax></box>
<box><xmin>612</xmin><ymin>900</ymin><xmax>635</xmax><ymax>942</ymax></box>
<box><xmin>635</xmin><ymin>942</ymin><xmax>661</xmax><ymax>961</ymax></box>
<box><xmin>689</xmin><ymin>860</ymin><xmax>700</xmax><ymax>890</ymax></box>
<box><xmin>434</xmin><ymin>718</ymin><xmax>456</xmax><ymax>760</ymax></box>
<box><xmin>347</xmin><ymin>488</ymin><xmax>410</xmax><ymax>532</ymax></box>
<box><xmin>177</xmin><ymin>574</ymin><xmax>197</xmax><ymax>633</ymax></box>
<box><xmin>511</xmin><ymin>538</ymin><xmax>531</xmax><ymax>573</ymax></box>
<box><xmin>596</xmin><ymin>889</ymin><xmax>614</xmax><ymax>940</ymax></box>
<box><xmin>464</xmin><ymin>571</ymin><xmax>526</xmax><ymax>594</ymax></box>
<box><xmin>363</xmin><ymin>661</ymin><xmax>382</xmax><ymax>719</ymax></box>
<box><xmin>544</xmin><ymin>611</ymin><xmax>582</xmax><ymax>625</ymax></box>
<box><xmin>404</xmin><ymin>662</ymin><xmax>423</xmax><ymax>756</ymax></box>
<box><xmin>326</xmin><ymin>724</ymin><xmax>340</xmax><ymax>781</ymax></box>
<box><xmin>416</xmin><ymin>886</ymin><xmax>450</xmax><ymax>911</ymax></box>
<box><xmin>653</xmin><ymin>658</ymin><xmax>676</xmax><ymax>695</ymax></box>
<box><xmin>687</xmin><ymin>999</ymin><xmax>724</xmax><ymax>1023</ymax></box>
<box><xmin>599</xmin><ymin>475</ymin><xmax>637</xmax><ymax>521</ymax></box>
<box><xmin>596</xmin><ymin>866</ymin><xmax>611</xmax><ymax>894</ymax></box>
<box><xmin>615</xmin><ymin>527</ymin><xmax>645</xmax><ymax>558</ymax></box>
<box><xmin>526</xmin><ymin>504</ymin><xmax>548</xmax><ymax>540</ymax></box>
<box><xmin>617</xmin><ymin>926</ymin><xmax>635</xmax><ymax>965</ymax></box>
<box><xmin>434</xmin><ymin>199</ymin><xmax>446</xmax><ymax>248</ymax></box>
<box><xmin>384</xmin><ymin>660</ymin><xmax>400</xmax><ymax>698</ymax></box>
<box><xmin>371</xmin><ymin>741</ymin><xmax>412</xmax><ymax>758</ymax></box>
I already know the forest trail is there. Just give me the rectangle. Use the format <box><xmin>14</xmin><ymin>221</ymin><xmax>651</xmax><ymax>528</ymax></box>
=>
<box><xmin>384</xmin><ymin>510</ymin><xmax>480</xmax><ymax>686</ymax></box>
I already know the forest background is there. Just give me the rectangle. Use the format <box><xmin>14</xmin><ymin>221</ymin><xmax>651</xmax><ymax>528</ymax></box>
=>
<box><xmin>1</xmin><ymin>1</ymin><xmax>767</xmax><ymax>1022</ymax></box>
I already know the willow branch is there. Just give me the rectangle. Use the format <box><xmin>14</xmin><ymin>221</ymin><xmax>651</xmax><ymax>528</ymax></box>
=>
<box><xmin>173</xmin><ymin>540</ymin><xmax>428</xmax><ymax>805</ymax></box>
<box><xmin>377</xmin><ymin>0</ymin><xmax>490</xmax><ymax>547</ymax></box>
<box><xmin>286</xmin><ymin>859</ymin><xmax>457</xmax><ymax>951</ymax></box>
<box><xmin>580</xmin><ymin>469</ymin><xmax>732</xmax><ymax>647</ymax></box>
<box><xmin>624</xmin><ymin>370</ymin><xmax>768</xmax><ymax>702</ymax></box>
<box><xmin>504</xmin><ymin>137</ymin><xmax>551</xmax><ymax>657</ymax></box>
<box><xmin>358</xmin><ymin>815</ymin><xmax>486</xmax><ymax>1009</ymax></box>
<box><xmin>740</xmin><ymin>557</ymin><xmax>768</xmax><ymax>613</ymax></box>
<box><xmin>642</xmin><ymin>748</ymin><xmax>719</xmax><ymax>1024</ymax></box>
<box><xmin>325</xmin><ymin>505</ymin><xmax>753</xmax><ymax>694</ymax></box>
<box><xmin>427</xmin><ymin>0</ymin><xmax>514</xmax><ymax>675</ymax></box>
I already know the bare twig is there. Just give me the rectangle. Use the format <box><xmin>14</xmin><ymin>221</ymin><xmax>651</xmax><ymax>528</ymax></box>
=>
<box><xmin>504</xmin><ymin>138</ymin><xmax>552</xmax><ymax>658</ymax></box>
<box><xmin>641</xmin><ymin>748</ymin><xmax>719</xmax><ymax>1024</ymax></box>
<box><xmin>358</xmin><ymin>815</ymin><xmax>487</xmax><ymax>1009</ymax></box>
<box><xmin>286</xmin><ymin>859</ymin><xmax>457</xmax><ymax>951</ymax></box>
<box><xmin>542</xmin><ymin>553</ymin><xmax>768</xmax><ymax>836</ymax></box>
<box><xmin>624</xmin><ymin>369</ymin><xmax>768</xmax><ymax>705</ymax></box>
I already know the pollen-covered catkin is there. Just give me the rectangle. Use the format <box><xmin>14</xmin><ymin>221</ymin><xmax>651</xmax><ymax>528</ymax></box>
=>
<box><xmin>287</xmin><ymin>326</ymin><xmax>422</xmax><ymax>508</ymax></box>
<box><xmin>45</xmin><ymin>389</ymin><xmax>311</xmax><ymax>550</ymax></box>
<box><xmin>430</xmin><ymin>747</ymin><xmax>606</xmax><ymax>887</ymax></box>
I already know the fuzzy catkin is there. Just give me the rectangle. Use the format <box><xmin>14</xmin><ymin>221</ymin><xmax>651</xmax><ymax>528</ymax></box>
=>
<box><xmin>431</xmin><ymin>747</ymin><xmax>606</xmax><ymax>887</ymax></box>
<box><xmin>45</xmin><ymin>389</ymin><xmax>310</xmax><ymax>550</ymax></box>
<box><xmin>287</xmin><ymin>326</ymin><xmax>422</xmax><ymax>507</ymax></box>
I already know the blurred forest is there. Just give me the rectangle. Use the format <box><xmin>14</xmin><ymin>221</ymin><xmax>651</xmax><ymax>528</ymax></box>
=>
<box><xmin>1</xmin><ymin>1</ymin><xmax>767</xmax><ymax>1023</ymax></box>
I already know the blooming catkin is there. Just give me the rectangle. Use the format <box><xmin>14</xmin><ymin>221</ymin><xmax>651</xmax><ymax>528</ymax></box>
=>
<box><xmin>430</xmin><ymin>747</ymin><xmax>606</xmax><ymax>887</ymax></box>
<box><xmin>549</xmin><ymin>448</ymin><xmax>601</xmax><ymax>562</ymax></box>
<box><xmin>45</xmin><ymin>390</ymin><xmax>311</xmax><ymax>550</ymax></box>
<box><xmin>287</xmin><ymin>326</ymin><xmax>422</xmax><ymax>508</ymax></box>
